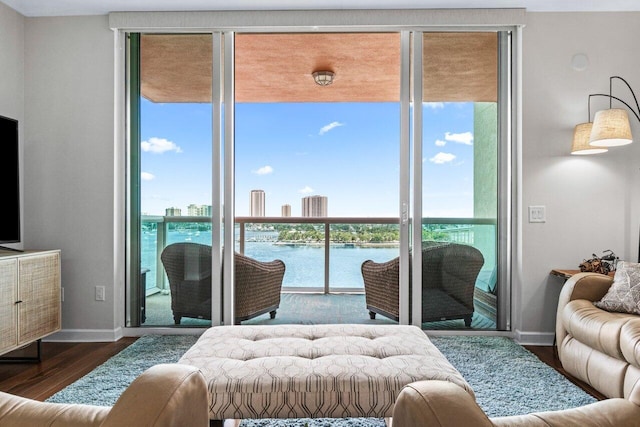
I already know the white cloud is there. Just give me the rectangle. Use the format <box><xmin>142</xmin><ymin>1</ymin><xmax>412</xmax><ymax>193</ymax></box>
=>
<box><xmin>435</xmin><ymin>139</ymin><xmax>446</xmax><ymax>147</ymax></box>
<box><xmin>141</xmin><ymin>172</ymin><xmax>155</xmax><ymax>181</ymax></box>
<box><xmin>424</xmin><ymin>102</ymin><xmax>445</xmax><ymax>109</ymax></box>
<box><xmin>445</xmin><ymin>131</ymin><xmax>473</xmax><ymax>145</ymax></box>
<box><xmin>253</xmin><ymin>165</ymin><xmax>274</xmax><ymax>175</ymax></box>
<box><xmin>141</xmin><ymin>137</ymin><xmax>182</xmax><ymax>153</ymax></box>
<box><xmin>429</xmin><ymin>152</ymin><xmax>456</xmax><ymax>164</ymax></box>
<box><xmin>298</xmin><ymin>185</ymin><xmax>314</xmax><ymax>194</ymax></box>
<box><xmin>319</xmin><ymin>121</ymin><xmax>344</xmax><ymax>135</ymax></box>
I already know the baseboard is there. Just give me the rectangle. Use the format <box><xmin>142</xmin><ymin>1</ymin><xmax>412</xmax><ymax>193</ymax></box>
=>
<box><xmin>514</xmin><ymin>329</ymin><xmax>555</xmax><ymax>346</ymax></box>
<box><xmin>121</xmin><ymin>327</ymin><xmax>207</xmax><ymax>337</ymax></box>
<box><xmin>44</xmin><ymin>327</ymin><xmax>124</xmax><ymax>342</ymax></box>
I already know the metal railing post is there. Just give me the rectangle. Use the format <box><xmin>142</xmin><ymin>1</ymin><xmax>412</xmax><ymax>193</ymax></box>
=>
<box><xmin>239</xmin><ymin>222</ymin><xmax>245</xmax><ymax>254</ymax></box>
<box><xmin>324</xmin><ymin>221</ymin><xmax>330</xmax><ymax>294</ymax></box>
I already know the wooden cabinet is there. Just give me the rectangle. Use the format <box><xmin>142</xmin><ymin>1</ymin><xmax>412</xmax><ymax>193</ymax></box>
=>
<box><xmin>0</xmin><ymin>250</ymin><xmax>61</xmax><ymax>357</ymax></box>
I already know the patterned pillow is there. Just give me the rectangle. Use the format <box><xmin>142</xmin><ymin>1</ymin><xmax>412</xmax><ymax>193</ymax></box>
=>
<box><xmin>594</xmin><ymin>261</ymin><xmax>640</xmax><ymax>315</ymax></box>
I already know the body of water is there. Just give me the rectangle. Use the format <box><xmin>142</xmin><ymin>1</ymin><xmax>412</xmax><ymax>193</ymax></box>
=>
<box><xmin>142</xmin><ymin>230</ymin><xmax>399</xmax><ymax>290</ymax></box>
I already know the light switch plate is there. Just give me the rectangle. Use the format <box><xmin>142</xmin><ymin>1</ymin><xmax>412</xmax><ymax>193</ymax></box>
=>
<box><xmin>529</xmin><ymin>206</ymin><xmax>546</xmax><ymax>223</ymax></box>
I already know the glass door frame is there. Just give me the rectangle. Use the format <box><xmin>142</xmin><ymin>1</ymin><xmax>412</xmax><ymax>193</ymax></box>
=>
<box><xmin>123</xmin><ymin>24</ymin><xmax>518</xmax><ymax>330</ymax></box>
<box><xmin>410</xmin><ymin>30</ymin><xmax>514</xmax><ymax>330</ymax></box>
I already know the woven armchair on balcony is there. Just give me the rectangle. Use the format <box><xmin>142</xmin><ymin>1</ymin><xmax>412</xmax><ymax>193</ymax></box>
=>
<box><xmin>361</xmin><ymin>241</ymin><xmax>484</xmax><ymax>327</ymax></box>
<box><xmin>160</xmin><ymin>243</ymin><xmax>285</xmax><ymax>324</ymax></box>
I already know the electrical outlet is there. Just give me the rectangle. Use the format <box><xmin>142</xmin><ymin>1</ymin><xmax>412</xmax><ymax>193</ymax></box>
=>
<box><xmin>95</xmin><ymin>286</ymin><xmax>105</xmax><ymax>301</ymax></box>
<box><xmin>528</xmin><ymin>205</ymin><xmax>546</xmax><ymax>223</ymax></box>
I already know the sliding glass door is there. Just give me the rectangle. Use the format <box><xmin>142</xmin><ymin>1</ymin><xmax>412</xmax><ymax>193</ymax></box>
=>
<box><xmin>416</xmin><ymin>32</ymin><xmax>505</xmax><ymax>330</ymax></box>
<box><xmin>127</xmin><ymin>33</ymin><xmax>214</xmax><ymax>327</ymax></box>
<box><xmin>126</xmin><ymin>28</ymin><xmax>513</xmax><ymax>331</ymax></box>
<box><xmin>233</xmin><ymin>33</ymin><xmax>401</xmax><ymax>300</ymax></box>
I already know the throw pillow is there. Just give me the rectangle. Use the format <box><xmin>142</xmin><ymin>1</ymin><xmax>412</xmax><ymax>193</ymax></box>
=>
<box><xmin>594</xmin><ymin>261</ymin><xmax>640</xmax><ymax>315</ymax></box>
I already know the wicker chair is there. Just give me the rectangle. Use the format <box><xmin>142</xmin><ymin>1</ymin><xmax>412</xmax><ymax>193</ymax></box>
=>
<box><xmin>160</xmin><ymin>242</ymin><xmax>285</xmax><ymax>324</ymax></box>
<box><xmin>361</xmin><ymin>242</ymin><xmax>484</xmax><ymax>327</ymax></box>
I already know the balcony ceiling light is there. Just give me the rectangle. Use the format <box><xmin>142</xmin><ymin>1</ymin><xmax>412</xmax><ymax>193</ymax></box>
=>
<box><xmin>312</xmin><ymin>70</ymin><xmax>335</xmax><ymax>86</ymax></box>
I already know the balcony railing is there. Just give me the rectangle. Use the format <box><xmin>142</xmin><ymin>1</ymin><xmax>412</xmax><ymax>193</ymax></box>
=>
<box><xmin>141</xmin><ymin>215</ymin><xmax>496</xmax><ymax>294</ymax></box>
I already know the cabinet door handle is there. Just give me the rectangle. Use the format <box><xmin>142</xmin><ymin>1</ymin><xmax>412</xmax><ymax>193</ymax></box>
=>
<box><xmin>15</xmin><ymin>300</ymin><xmax>22</xmax><ymax>304</ymax></box>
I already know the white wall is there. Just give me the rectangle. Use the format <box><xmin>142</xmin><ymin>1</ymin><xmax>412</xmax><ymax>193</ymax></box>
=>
<box><xmin>0</xmin><ymin>1</ymin><xmax>24</xmax><ymax>252</ymax></box>
<box><xmin>24</xmin><ymin>15</ymin><xmax>118</xmax><ymax>340</ymax></box>
<box><xmin>0</xmin><ymin>1</ymin><xmax>23</xmax><ymax>126</ymax></box>
<box><xmin>1</xmin><ymin>6</ymin><xmax>638</xmax><ymax>342</ymax></box>
<box><xmin>518</xmin><ymin>12</ymin><xmax>640</xmax><ymax>343</ymax></box>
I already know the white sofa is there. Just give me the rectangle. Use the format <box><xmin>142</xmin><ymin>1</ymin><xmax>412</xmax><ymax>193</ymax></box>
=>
<box><xmin>556</xmin><ymin>272</ymin><xmax>640</xmax><ymax>400</ymax></box>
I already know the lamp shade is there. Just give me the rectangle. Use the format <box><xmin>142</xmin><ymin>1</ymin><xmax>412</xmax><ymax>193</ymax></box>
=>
<box><xmin>571</xmin><ymin>122</ymin><xmax>608</xmax><ymax>155</ymax></box>
<box><xmin>589</xmin><ymin>108</ymin><xmax>633</xmax><ymax>147</ymax></box>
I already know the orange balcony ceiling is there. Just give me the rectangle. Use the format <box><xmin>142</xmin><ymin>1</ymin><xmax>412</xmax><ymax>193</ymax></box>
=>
<box><xmin>140</xmin><ymin>32</ymin><xmax>497</xmax><ymax>104</ymax></box>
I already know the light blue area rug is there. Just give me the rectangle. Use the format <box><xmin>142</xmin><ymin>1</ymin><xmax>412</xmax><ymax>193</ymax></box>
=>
<box><xmin>47</xmin><ymin>334</ymin><xmax>597</xmax><ymax>425</ymax></box>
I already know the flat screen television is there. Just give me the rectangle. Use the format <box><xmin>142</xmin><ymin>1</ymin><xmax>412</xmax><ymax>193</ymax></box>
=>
<box><xmin>0</xmin><ymin>115</ymin><xmax>20</xmax><ymax>245</ymax></box>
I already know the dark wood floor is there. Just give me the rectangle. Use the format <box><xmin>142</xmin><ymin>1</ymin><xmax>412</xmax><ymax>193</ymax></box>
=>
<box><xmin>0</xmin><ymin>338</ymin><xmax>137</xmax><ymax>400</ymax></box>
<box><xmin>0</xmin><ymin>339</ymin><xmax>605</xmax><ymax>402</ymax></box>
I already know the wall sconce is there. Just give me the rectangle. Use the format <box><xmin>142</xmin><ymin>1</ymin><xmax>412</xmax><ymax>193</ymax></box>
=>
<box><xmin>312</xmin><ymin>70</ymin><xmax>335</xmax><ymax>86</ymax></box>
<box><xmin>571</xmin><ymin>76</ymin><xmax>640</xmax><ymax>154</ymax></box>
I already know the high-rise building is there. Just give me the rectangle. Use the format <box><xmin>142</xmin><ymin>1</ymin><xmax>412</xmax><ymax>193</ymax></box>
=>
<box><xmin>250</xmin><ymin>190</ymin><xmax>265</xmax><ymax>217</ymax></box>
<box><xmin>165</xmin><ymin>207</ymin><xmax>181</xmax><ymax>216</ymax></box>
<box><xmin>187</xmin><ymin>204</ymin><xmax>212</xmax><ymax>216</ymax></box>
<box><xmin>281</xmin><ymin>204</ymin><xmax>291</xmax><ymax>217</ymax></box>
<box><xmin>302</xmin><ymin>195</ymin><xmax>328</xmax><ymax>217</ymax></box>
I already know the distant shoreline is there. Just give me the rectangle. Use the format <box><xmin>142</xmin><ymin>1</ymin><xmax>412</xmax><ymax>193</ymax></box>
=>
<box><xmin>273</xmin><ymin>241</ymin><xmax>399</xmax><ymax>248</ymax></box>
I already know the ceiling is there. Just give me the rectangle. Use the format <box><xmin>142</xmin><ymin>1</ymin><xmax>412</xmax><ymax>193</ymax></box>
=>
<box><xmin>3</xmin><ymin>0</ymin><xmax>640</xmax><ymax>17</ymax></box>
<box><xmin>141</xmin><ymin>33</ymin><xmax>497</xmax><ymax>104</ymax></box>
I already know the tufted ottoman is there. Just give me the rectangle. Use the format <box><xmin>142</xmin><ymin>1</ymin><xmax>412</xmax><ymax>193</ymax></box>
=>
<box><xmin>178</xmin><ymin>324</ymin><xmax>472</xmax><ymax>423</ymax></box>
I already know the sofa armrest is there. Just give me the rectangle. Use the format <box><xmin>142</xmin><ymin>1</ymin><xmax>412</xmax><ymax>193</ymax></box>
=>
<box><xmin>392</xmin><ymin>380</ymin><xmax>494</xmax><ymax>427</ymax></box>
<box><xmin>0</xmin><ymin>392</ymin><xmax>108</xmax><ymax>427</ymax></box>
<box><xmin>555</xmin><ymin>272</ymin><xmax>614</xmax><ymax>358</ymax></box>
<box><xmin>493</xmin><ymin>398</ymin><xmax>640</xmax><ymax>427</ymax></box>
<box><xmin>101</xmin><ymin>364</ymin><xmax>209</xmax><ymax>427</ymax></box>
<box><xmin>392</xmin><ymin>380</ymin><xmax>640</xmax><ymax>427</ymax></box>
<box><xmin>559</xmin><ymin>272</ymin><xmax>614</xmax><ymax>304</ymax></box>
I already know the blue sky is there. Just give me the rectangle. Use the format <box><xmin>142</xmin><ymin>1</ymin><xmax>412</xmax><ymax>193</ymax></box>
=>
<box><xmin>140</xmin><ymin>99</ymin><xmax>475</xmax><ymax>217</ymax></box>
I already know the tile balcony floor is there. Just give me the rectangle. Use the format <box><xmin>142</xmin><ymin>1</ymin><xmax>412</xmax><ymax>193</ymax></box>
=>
<box><xmin>142</xmin><ymin>292</ymin><xmax>497</xmax><ymax>329</ymax></box>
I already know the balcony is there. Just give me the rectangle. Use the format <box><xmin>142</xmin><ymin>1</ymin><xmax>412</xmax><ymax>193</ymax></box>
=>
<box><xmin>139</xmin><ymin>215</ymin><xmax>497</xmax><ymax>328</ymax></box>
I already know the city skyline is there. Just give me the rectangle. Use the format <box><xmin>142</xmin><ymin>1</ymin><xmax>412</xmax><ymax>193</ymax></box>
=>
<box><xmin>140</xmin><ymin>100</ymin><xmax>476</xmax><ymax>218</ymax></box>
<box><xmin>155</xmin><ymin>193</ymin><xmax>329</xmax><ymax>218</ymax></box>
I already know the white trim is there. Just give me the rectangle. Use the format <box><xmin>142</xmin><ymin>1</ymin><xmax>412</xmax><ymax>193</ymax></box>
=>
<box><xmin>109</xmin><ymin>9</ymin><xmax>526</xmax><ymax>31</ymax></box>
<box><xmin>497</xmin><ymin>31</ymin><xmax>514</xmax><ymax>331</ymax></box>
<box><xmin>411</xmin><ymin>33</ymin><xmax>423</xmax><ymax>327</ymax></box>
<box><xmin>511</xmin><ymin>25</ymin><xmax>524</xmax><ymax>333</ymax></box>
<box><xmin>121</xmin><ymin>327</ymin><xmax>206</xmax><ymax>337</ymax></box>
<box><xmin>211</xmin><ymin>32</ymin><xmax>223</xmax><ymax>326</ymax></box>
<box><xmin>223</xmin><ymin>32</ymin><xmax>235</xmax><ymax>325</ymax></box>
<box><xmin>113</xmin><ymin>29</ymin><xmax>127</xmax><ymax>332</ymax></box>
<box><xmin>46</xmin><ymin>328</ymin><xmax>125</xmax><ymax>342</ymax></box>
<box><xmin>398</xmin><ymin>31</ymin><xmax>410</xmax><ymax>325</ymax></box>
<box><xmin>514</xmin><ymin>330</ymin><xmax>555</xmax><ymax>346</ymax></box>
<box><xmin>427</xmin><ymin>329</ymin><xmax>514</xmax><ymax>339</ymax></box>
